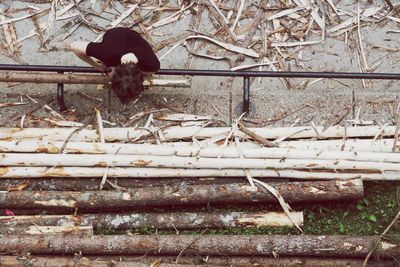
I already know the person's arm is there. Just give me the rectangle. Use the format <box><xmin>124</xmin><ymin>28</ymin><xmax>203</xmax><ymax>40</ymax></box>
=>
<box><xmin>70</xmin><ymin>41</ymin><xmax>109</xmax><ymax>72</ymax></box>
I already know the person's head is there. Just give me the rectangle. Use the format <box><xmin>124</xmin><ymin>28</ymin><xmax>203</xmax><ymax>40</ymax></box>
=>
<box><xmin>111</xmin><ymin>62</ymin><xmax>144</xmax><ymax>104</ymax></box>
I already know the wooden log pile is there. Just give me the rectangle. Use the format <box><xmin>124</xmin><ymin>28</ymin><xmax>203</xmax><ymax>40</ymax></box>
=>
<box><xmin>0</xmin><ymin>125</ymin><xmax>399</xmax><ymax>180</ymax></box>
<box><xmin>0</xmin><ymin>124</ymin><xmax>399</xmax><ymax>266</ymax></box>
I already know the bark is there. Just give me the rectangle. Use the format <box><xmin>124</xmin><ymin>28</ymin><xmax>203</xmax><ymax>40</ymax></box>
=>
<box><xmin>0</xmin><ymin>180</ymin><xmax>364</xmax><ymax>208</ymax></box>
<box><xmin>0</xmin><ymin>125</ymin><xmax>396</xmax><ymax>142</ymax></box>
<box><xmin>0</xmin><ymin>256</ymin><xmax>395</xmax><ymax>267</ymax></box>
<box><xmin>0</xmin><ymin>256</ymin><xmax>198</xmax><ymax>267</ymax></box>
<box><xmin>0</xmin><ymin>166</ymin><xmax>395</xmax><ymax>180</ymax></box>
<box><xmin>0</xmin><ymin>72</ymin><xmax>191</xmax><ymax>87</ymax></box>
<box><xmin>0</xmin><ymin>211</ymin><xmax>303</xmax><ymax>233</ymax></box>
<box><xmin>2</xmin><ymin>140</ymin><xmax>400</xmax><ymax>162</ymax></box>
<box><xmin>0</xmin><ymin>235</ymin><xmax>397</xmax><ymax>257</ymax></box>
<box><xmin>2</xmin><ymin>153</ymin><xmax>400</xmax><ymax>172</ymax></box>
<box><xmin>0</xmin><ymin>177</ymin><xmax>287</xmax><ymax>191</ymax></box>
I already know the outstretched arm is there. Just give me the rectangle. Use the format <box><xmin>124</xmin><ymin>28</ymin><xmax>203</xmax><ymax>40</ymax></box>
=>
<box><xmin>70</xmin><ymin>41</ymin><xmax>109</xmax><ymax>72</ymax></box>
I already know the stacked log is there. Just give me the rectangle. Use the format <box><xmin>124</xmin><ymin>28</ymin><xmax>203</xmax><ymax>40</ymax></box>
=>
<box><xmin>0</xmin><ymin>125</ymin><xmax>399</xmax><ymax>180</ymax></box>
<box><xmin>1</xmin><ymin>125</ymin><xmax>397</xmax><ymax>263</ymax></box>
<box><xmin>0</xmin><ymin>180</ymin><xmax>364</xmax><ymax>208</ymax></box>
<box><xmin>0</xmin><ymin>211</ymin><xmax>304</xmax><ymax>234</ymax></box>
<box><xmin>0</xmin><ymin>235</ymin><xmax>398</xmax><ymax>257</ymax></box>
<box><xmin>1</xmin><ymin>256</ymin><xmax>395</xmax><ymax>267</ymax></box>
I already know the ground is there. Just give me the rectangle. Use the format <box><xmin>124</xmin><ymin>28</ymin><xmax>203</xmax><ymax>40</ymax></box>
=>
<box><xmin>0</xmin><ymin>0</ymin><xmax>399</xmax><ymax>264</ymax></box>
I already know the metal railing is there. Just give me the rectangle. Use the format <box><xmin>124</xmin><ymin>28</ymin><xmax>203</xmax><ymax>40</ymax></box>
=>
<box><xmin>1</xmin><ymin>64</ymin><xmax>400</xmax><ymax>114</ymax></box>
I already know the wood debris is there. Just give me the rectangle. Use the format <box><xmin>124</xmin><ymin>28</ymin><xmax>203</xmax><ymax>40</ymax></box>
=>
<box><xmin>0</xmin><ymin>102</ymin><xmax>28</xmax><ymax>108</ymax></box>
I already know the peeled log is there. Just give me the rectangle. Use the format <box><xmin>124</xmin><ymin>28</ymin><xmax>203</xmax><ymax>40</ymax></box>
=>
<box><xmin>0</xmin><ymin>256</ymin><xmax>395</xmax><ymax>267</ymax></box>
<box><xmin>0</xmin><ymin>235</ymin><xmax>397</xmax><ymax>257</ymax></box>
<box><xmin>2</xmin><ymin>140</ymin><xmax>400</xmax><ymax>162</ymax></box>
<box><xmin>23</xmin><ymin>225</ymin><xmax>93</xmax><ymax>237</ymax></box>
<box><xmin>0</xmin><ymin>211</ymin><xmax>304</xmax><ymax>232</ymax></box>
<box><xmin>0</xmin><ymin>72</ymin><xmax>191</xmax><ymax>87</ymax></box>
<box><xmin>281</xmin><ymin>139</ymin><xmax>397</xmax><ymax>153</ymax></box>
<box><xmin>0</xmin><ymin>125</ymin><xmax>396</xmax><ymax>142</ymax></box>
<box><xmin>0</xmin><ymin>180</ymin><xmax>364</xmax><ymax>209</ymax></box>
<box><xmin>0</xmin><ymin>166</ymin><xmax>396</xmax><ymax>180</ymax></box>
<box><xmin>1</xmin><ymin>139</ymin><xmax>397</xmax><ymax>154</ymax></box>
<box><xmin>3</xmin><ymin>153</ymin><xmax>400</xmax><ymax>172</ymax></box>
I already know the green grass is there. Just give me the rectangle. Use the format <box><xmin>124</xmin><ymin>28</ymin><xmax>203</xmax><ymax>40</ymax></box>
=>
<box><xmin>95</xmin><ymin>181</ymin><xmax>400</xmax><ymax>237</ymax></box>
<box><xmin>302</xmin><ymin>181</ymin><xmax>400</xmax><ymax>236</ymax></box>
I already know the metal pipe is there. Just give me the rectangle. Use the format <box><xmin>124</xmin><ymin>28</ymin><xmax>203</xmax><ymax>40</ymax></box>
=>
<box><xmin>243</xmin><ymin>76</ymin><xmax>250</xmax><ymax>114</ymax></box>
<box><xmin>1</xmin><ymin>64</ymin><xmax>400</xmax><ymax>80</ymax></box>
<box><xmin>2</xmin><ymin>63</ymin><xmax>400</xmax><ymax>116</ymax></box>
<box><xmin>57</xmin><ymin>72</ymin><xmax>67</xmax><ymax>112</ymax></box>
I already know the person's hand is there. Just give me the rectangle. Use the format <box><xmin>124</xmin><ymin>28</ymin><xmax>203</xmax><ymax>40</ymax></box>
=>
<box><xmin>106</xmin><ymin>67</ymin><xmax>116</xmax><ymax>77</ymax></box>
<box><xmin>121</xmin><ymin>53</ymin><xmax>138</xmax><ymax>64</ymax></box>
<box><xmin>93</xmin><ymin>64</ymin><xmax>109</xmax><ymax>73</ymax></box>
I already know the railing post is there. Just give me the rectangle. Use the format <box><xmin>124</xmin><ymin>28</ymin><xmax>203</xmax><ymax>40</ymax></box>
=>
<box><xmin>57</xmin><ymin>72</ymin><xmax>67</xmax><ymax>112</ymax></box>
<box><xmin>242</xmin><ymin>76</ymin><xmax>250</xmax><ymax>115</ymax></box>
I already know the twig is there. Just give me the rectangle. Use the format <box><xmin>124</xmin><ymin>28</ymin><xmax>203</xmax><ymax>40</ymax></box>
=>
<box><xmin>26</xmin><ymin>95</ymin><xmax>65</xmax><ymax>121</ymax></box>
<box><xmin>144</xmin><ymin>95</ymin><xmax>185</xmax><ymax>113</ymax></box>
<box><xmin>238</xmin><ymin>122</ymin><xmax>275</xmax><ymax>147</ymax></box>
<box><xmin>0</xmin><ymin>102</ymin><xmax>28</xmax><ymax>108</ymax></box>
<box><xmin>123</xmin><ymin>108</ymin><xmax>168</xmax><ymax>127</ymax></box>
<box><xmin>95</xmin><ymin>108</ymin><xmax>105</xmax><ymax>143</ymax></box>
<box><xmin>175</xmin><ymin>228</ymin><xmax>208</xmax><ymax>264</ymax></box>
<box><xmin>76</xmin><ymin>92</ymin><xmax>103</xmax><ymax>104</ymax></box>
<box><xmin>0</xmin><ymin>98</ymin><xmax>53</xmax><ymax>127</ymax></box>
<box><xmin>218</xmin><ymin>113</ymin><xmax>245</xmax><ymax>158</ymax></box>
<box><xmin>96</xmin><ymin>108</ymin><xmax>108</xmax><ymax>190</ymax></box>
<box><xmin>253</xmin><ymin>178</ymin><xmax>303</xmax><ymax>232</ymax></box>
<box><xmin>362</xmin><ymin>210</ymin><xmax>400</xmax><ymax>267</ymax></box>
<box><xmin>261</xmin><ymin>104</ymin><xmax>313</xmax><ymax>125</ymax></box>
<box><xmin>234</xmin><ymin>135</ymin><xmax>255</xmax><ymax>187</ymax></box>
<box><xmin>59</xmin><ymin>126</ymin><xmax>86</xmax><ymax>154</ymax></box>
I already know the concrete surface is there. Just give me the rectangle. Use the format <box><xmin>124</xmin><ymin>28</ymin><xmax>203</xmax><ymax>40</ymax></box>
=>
<box><xmin>0</xmin><ymin>0</ymin><xmax>399</xmax><ymax>127</ymax></box>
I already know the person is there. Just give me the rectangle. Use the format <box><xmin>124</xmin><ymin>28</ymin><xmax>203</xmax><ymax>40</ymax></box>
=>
<box><xmin>70</xmin><ymin>27</ymin><xmax>160</xmax><ymax>104</ymax></box>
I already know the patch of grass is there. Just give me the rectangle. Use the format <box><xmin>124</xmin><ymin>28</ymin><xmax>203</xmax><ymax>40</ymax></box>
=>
<box><xmin>95</xmin><ymin>181</ymin><xmax>400</xmax><ymax>237</ymax></box>
<box><xmin>301</xmin><ymin>181</ymin><xmax>400</xmax><ymax>236</ymax></box>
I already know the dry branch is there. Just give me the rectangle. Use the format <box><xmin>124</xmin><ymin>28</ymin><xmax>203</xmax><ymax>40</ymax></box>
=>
<box><xmin>0</xmin><ymin>180</ymin><xmax>363</xmax><ymax>208</ymax></box>
<box><xmin>0</xmin><ymin>102</ymin><xmax>28</xmax><ymax>108</ymax></box>
<box><xmin>185</xmin><ymin>35</ymin><xmax>259</xmax><ymax>58</ymax></box>
<box><xmin>0</xmin><ymin>235</ymin><xmax>397</xmax><ymax>257</ymax></box>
